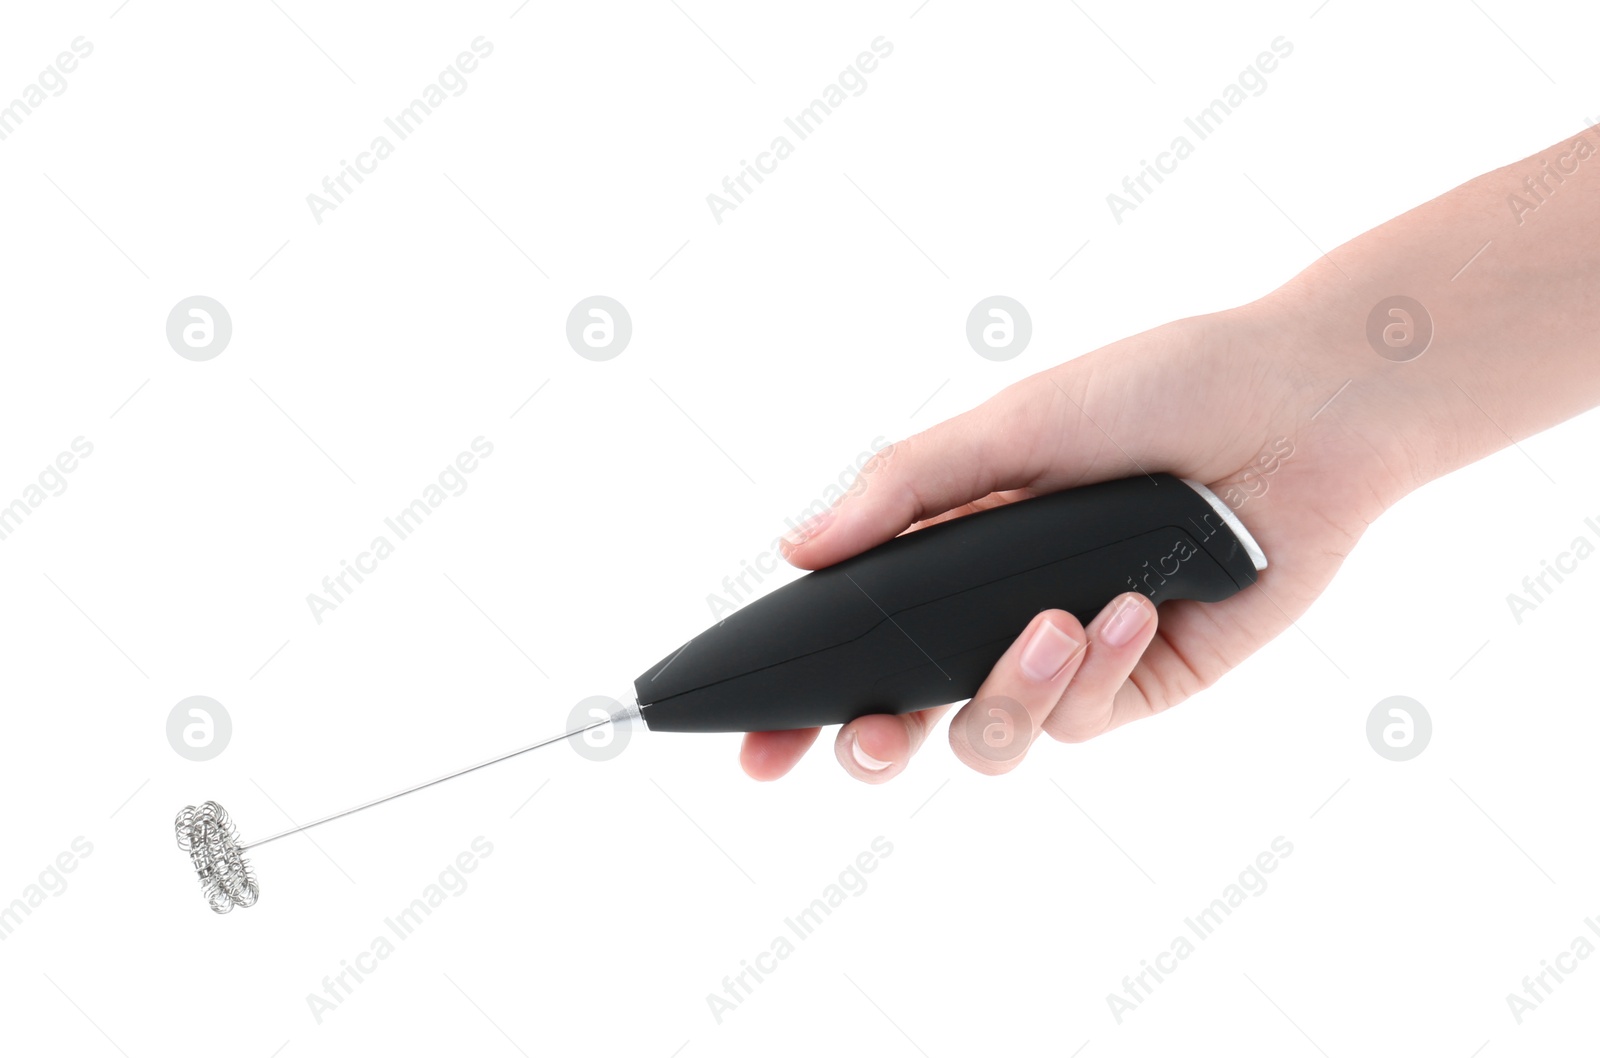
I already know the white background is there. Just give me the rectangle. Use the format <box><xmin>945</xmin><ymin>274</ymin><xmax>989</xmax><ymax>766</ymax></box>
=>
<box><xmin>1</xmin><ymin>1</ymin><xmax>1597</xmax><ymax>1055</ymax></box>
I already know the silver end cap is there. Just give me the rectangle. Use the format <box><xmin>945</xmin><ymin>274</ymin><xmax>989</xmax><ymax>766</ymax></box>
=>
<box><xmin>1180</xmin><ymin>478</ymin><xmax>1268</xmax><ymax>573</ymax></box>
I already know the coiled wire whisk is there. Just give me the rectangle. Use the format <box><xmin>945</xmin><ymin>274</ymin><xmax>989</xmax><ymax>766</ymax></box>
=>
<box><xmin>174</xmin><ymin>801</ymin><xmax>259</xmax><ymax>914</ymax></box>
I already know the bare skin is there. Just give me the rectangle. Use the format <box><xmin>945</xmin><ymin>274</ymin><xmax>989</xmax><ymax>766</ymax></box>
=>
<box><xmin>741</xmin><ymin>125</ymin><xmax>1600</xmax><ymax>783</ymax></box>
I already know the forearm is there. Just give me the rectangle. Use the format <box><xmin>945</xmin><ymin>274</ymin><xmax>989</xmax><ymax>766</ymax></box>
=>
<box><xmin>1257</xmin><ymin>126</ymin><xmax>1600</xmax><ymax>502</ymax></box>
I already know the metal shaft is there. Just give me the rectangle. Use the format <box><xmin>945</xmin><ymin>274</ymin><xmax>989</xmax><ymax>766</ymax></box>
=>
<box><xmin>241</xmin><ymin>701</ymin><xmax>638</xmax><ymax>850</ymax></box>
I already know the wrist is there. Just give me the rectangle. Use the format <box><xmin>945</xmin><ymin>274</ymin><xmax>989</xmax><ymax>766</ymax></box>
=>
<box><xmin>1219</xmin><ymin>285</ymin><xmax>1433</xmax><ymax>523</ymax></box>
<box><xmin>1249</xmin><ymin>135</ymin><xmax>1600</xmax><ymax>507</ymax></box>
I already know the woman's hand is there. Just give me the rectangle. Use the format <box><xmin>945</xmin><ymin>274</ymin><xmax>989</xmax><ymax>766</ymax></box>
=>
<box><xmin>739</xmin><ymin>126</ymin><xmax>1600</xmax><ymax>783</ymax></box>
<box><xmin>740</xmin><ymin>300</ymin><xmax>1411</xmax><ymax>782</ymax></box>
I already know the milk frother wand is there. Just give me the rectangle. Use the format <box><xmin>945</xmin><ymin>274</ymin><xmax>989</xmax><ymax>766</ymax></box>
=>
<box><xmin>175</xmin><ymin>473</ymin><xmax>1267</xmax><ymax>912</ymax></box>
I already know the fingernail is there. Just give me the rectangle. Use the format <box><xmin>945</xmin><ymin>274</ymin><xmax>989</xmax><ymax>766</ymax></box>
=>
<box><xmin>849</xmin><ymin>732</ymin><xmax>892</xmax><ymax>772</ymax></box>
<box><xmin>780</xmin><ymin>506</ymin><xmax>835</xmax><ymax>553</ymax></box>
<box><xmin>1100</xmin><ymin>595</ymin><xmax>1150</xmax><ymax>648</ymax></box>
<box><xmin>1019</xmin><ymin>618</ymin><xmax>1083</xmax><ymax>682</ymax></box>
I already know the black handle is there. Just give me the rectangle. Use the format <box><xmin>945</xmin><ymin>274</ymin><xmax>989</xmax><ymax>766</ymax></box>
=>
<box><xmin>634</xmin><ymin>474</ymin><xmax>1263</xmax><ymax>733</ymax></box>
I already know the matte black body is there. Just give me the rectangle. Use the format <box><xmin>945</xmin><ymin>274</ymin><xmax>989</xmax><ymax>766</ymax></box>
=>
<box><xmin>634</xmin><ymin>474</ymin><xmax>1260</xmax><ymax>733</ymax></box>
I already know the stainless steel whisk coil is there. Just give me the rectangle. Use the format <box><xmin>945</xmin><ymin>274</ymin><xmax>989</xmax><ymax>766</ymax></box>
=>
<box><xmin>171</xmin><ymin>702</ymin><xmax>636</xmax><ymax>912</ymax></box>
<box><xmin>174</xmin><ymin>801</ymin><xmax>259</xmax><ymax>914</ymax></box>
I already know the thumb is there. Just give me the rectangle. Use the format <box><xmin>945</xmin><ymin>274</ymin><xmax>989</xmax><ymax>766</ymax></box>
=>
<box><xmin>778</xmin><ymin>375</ymin><xmax>1124</xmax><ymax>570</ymax></box>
